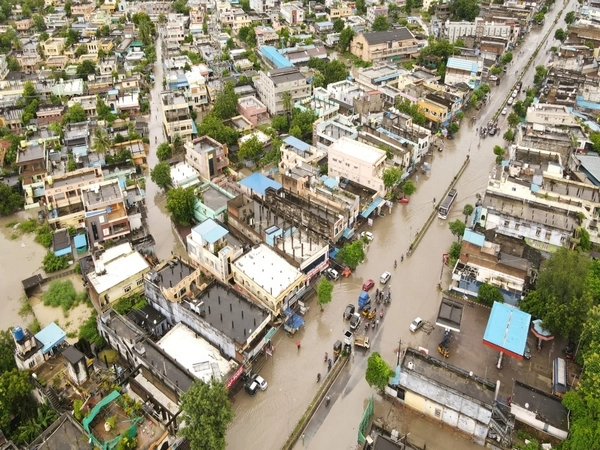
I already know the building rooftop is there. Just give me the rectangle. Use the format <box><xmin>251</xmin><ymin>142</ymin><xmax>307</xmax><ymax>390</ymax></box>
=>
<box><xmin>513</xmin><ymin>381</ymin><xmax>568</xmax><ymax>430</ymax></box>
<box><xmin>62</xmin><ymin>345</ymin><xmax>85</xmax><ymax>364</ymax></box>
<box><xmin>29</xmin><ymin>415</ymin><xmax>89</xmax><ymax>450</ymax></box>
<box><xmin>192</xmin><ymin>219</ymin><xmax>228</xmax><ymax>244</ymax></box>
<box><xmin>362</xmin><ymin>28</ymin><xmax>415</xmax><ymax>45</ymax></box>
<box><xmin>239</xmin><ymin>172</ymin><xmax>282</xmax><ymax>196</ymax></box>
<box><xmin>260</xmin><ymin>45</ymin><xmax>294</xmax><ymax>69</ymax></box>
<box><xmin>233</xmin><ymin>244</ymin><xmax>303</xmax><ymax>299</ymax></box>
<box><xmin>483</xmin><ymin>302</ymin><xmax>531</xmax><ymax>359</ymax></box>
<box><xmin>269</xmin><ymin>67</ymin><xmax>305</xmax><ymax>85</ymax></box>
<box><xmin>35</xmin><ymin>322</ymin><xmax>67</xmax><ymax>354</ymax></box>
<box><xmin>185</xmin><ymin>281</ymin><xmax>270</xmax><ymax>345</ymax></box>
<box><xmin>200</xmin><ymin>184</ymin><xmax>232</xmax><ymax>211</ymax></box>
<box><xmin>154</xmin><ymin>258</ymin><xmax>196</xmax><ymax>290</ymax></box>
<box><xmin>87</xmin><ymin>249</ymin><xmax>150</xmax><ymax>294</ymax></box>
<box><xmin>157</xmin><ymin>323</ymin><xmax>238</xmax><ymax>383</ymax></box>
<box><xmin>447</xmin><ymin>57</ymin><xmax>478</xmax><ymax>72</ymax></box>
<box><xmin>81</xmin><ymin>180</ymin><xmax>123</xmax><ymax>208</ymax></box>
<box><xmin>329</xmin><ymin>136</ymin><xmax>386</xmax><ymax>165</ymax></box>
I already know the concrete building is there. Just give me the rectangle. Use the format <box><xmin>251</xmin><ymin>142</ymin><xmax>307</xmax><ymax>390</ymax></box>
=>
<box><xmin>161</xmin><ymin>91</ymin><xmax>195</xmax><ymax>143</ymax></box>
<box><xmin>444</xmin><ymin>18</ymin><xmax>515</xmax><ymax>43</ymax></box>
<box><xmin>237</xmin><ymin>96</ymin><xmax>270</xmax><ymax>126</ymax></box>
<box><xmin>328</xmin><ymin>136</ymin><xmax>387</xmax><ymax>197</ymax></box>
<box><xmin>40</xmin><ymin>38</ymin><xmax>66</xmax><ymax>57</ymax></box>
<box><xmin>279</xmin><ymin>135</ymin><xmax>326</xmax><ymax>173</ymax></box>
<box><xmin>366</xmin><ymin>5</ymin><xmax>388</xmax><ymax>23</ymax></box>
<box><xmin>36</xmin><ymin>105</ymin><xmax>65</xmax><ymax>127</ymax></box>
<box><xmin>86</xmin><ymin>242</ymin><xmax>151</xmax><ymax>311</ymax></box>
<box><xmin>184</xmin><ymin>136</ymin><xmax>230</xmax><ymax>182</ymax></box>
<box><xmin>254</xmin><ymin>25</ymin><xmax>279</xmax><ymax>46</ymax></box>
<box><xmin>250</xmin><ymin>0</ymin><xmax>277</xmax><ymax>13</ymax></box>
<box><xmin>313</xmin><ymin>115</ymin><xmax>358</xmax><ymax>151</ymax></box>
<box><xmin>170</xmin><ymin>162</ymin><xmax>201</xmax><ymax>189</ymax></box>
<box><xmin>81</xmin><ymin>179</ymin><xmax>131</xmax><ymax>247</ymax></box>
<box><xmin>231</xmin><ymin>244</ymin><xmax>306</xmax><ymax>315</ymax></box>
<box><xmin>280</xmin><ymin>2</ymin><xmax>304</xmax><ymax>25</ymax></box>
<box><xmin>186</xmin><ymin>218</ymin><xmax>244</xmax><ymax>282</ymax></box>
<box><xmin>255</xmin><ymin>67</ymin><xmax>311</xmax><ymax>115</ymax></box>
<box><xmin>525</xmin><ymin>103</ymin><xmax>579</xmax><ymax>128</ymax></box>
<box><xmin>0</xmin><ymin>54</ymin><xmax>9</xmax><ymax>81</ymax></box>
<box><xmin>350</xmin><ymin>28</ymin><xmax>419</xmax><ymax>64</ymax></box>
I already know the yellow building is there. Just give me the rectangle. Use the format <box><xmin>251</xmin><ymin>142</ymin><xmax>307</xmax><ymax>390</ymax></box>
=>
<box><xmin>41</xmin><ymin>38</ymin><xmax>66</xmax><ymax>57</ymax></box>
<box><xmin>417</xmin><ymin>93</ymin><xmax>454</xmax><ymax>125</ymax></box>
<box><xmin>350</xmin><ymin>28</ymin><xmax>419</xmax><ymax>64</ymax></box>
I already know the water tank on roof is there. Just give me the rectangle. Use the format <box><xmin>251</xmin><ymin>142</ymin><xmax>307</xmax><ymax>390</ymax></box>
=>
<box><xmin>13</xmin><ymin>327</ymin><xmax>24</xmax><ymax>341</ymax></box>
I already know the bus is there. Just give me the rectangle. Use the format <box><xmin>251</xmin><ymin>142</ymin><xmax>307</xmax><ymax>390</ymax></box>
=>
<box><xmin>552</xmin><ymin>357</ymin><xmax>567</xmax><ymax>397</ymax></box>
<box><xmin>438</xmin><ymin>189</ymin><xmax>458</xmax><ymax>220</ymax></box>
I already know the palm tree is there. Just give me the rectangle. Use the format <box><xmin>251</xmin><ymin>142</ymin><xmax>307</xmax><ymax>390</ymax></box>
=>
<box><xmin>93</xmin><ymin>128</ymin><xmax>111</xmax><ymax>154</ymax></box>
<box><xmin>281</xmin><ymin>91</ymin><xmax>292</xmax><ymax>119</ymax></box>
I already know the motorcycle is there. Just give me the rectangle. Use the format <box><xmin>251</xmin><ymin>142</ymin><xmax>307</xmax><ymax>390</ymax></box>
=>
<box><xmin>325</xmin><ymin>396</ymin><xmax>331</xmax><ymax>407</ymax></box>
<box><xmin>317</xmin><ymin>373</ymin><xmax>321</xmax><ymax>383</ymax></box>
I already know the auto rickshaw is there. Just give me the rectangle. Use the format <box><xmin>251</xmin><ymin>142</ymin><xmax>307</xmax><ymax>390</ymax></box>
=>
<box><xmin>361</xmin><ymin>305</ymin><xmax>376</xmax><ymax>320</ymax></box>
<box><xmin>333</xmin><ymin>340</ymin><xmax>342</xmax><ymax>357</ymax></box>
<box><xmin>438</xmin><ymin>342</ymin><xmax>450</xmax><ymax>358</ymax></box>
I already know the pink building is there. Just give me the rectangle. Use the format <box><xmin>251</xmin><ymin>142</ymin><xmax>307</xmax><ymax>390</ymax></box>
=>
<box><xmin>236</xmin><ymin>96</ymin><xmax>269</xmax><ymax>127</ymax></box>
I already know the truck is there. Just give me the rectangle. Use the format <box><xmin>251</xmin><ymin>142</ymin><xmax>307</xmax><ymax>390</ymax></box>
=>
<box><xmin>344</xmin><ymin>330</ymin><xmax>370</xmax><ymax>350</ymax></box>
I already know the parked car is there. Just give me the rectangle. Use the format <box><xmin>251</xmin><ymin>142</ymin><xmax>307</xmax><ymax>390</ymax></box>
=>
<box><xmin>245</xmin><ymin>379</ymin><xmax>259</xmax><ymax>396</ymax></box>
<box><xmin>489</xmin><ymin>75</ymin><xmax>498</xmax><ymax>81</ymax></box>
<box><xmin>507</xmin><ymin>97</ymin><xmax>514</xmax><ymax>106</ymax></box>
<box><xmin>360</xmin><ymin>231</ymin><xmax>374</xmax><ymax>242</ymax></box>
<box><xmin>380</xmin><ymin>271</ymin><xmax>391</xmax><ymax>284</ymax></box>
<box><xmin>254</xmin><ymin>375</ymin><xmax>268</xmax><ymax>391</ymax></box>
<box><xmin>343</xmin><ymin>304</ymin><xmax>356</xmax><ymax>320</ymax></box>
<box><xmin>502</xmin><ymin>107</ymin><xmax>507</xmax><ymax>115</ymax></box>
<box><xmin>350</xmin><ymin>313</ymin><xmax>362</xmax><ymax>331</ymax></box>
<box><xmin>362</xmin><ymin>279</ymin><xmax>375</xmax><ymax>291</ymax></box>
<box><xmin>409</xmin><ymin>317</ymin><xmax>424</xmax><ymax>333</ymax></box>
<box><xmin>324</xmin><ymin>268</ymin><xmax>339</xmax><ymax>281</ymax></box>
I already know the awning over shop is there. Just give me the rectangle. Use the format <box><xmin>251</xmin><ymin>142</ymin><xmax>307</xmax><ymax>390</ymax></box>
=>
<box><xmin>360</xmin><ymin>197</ymin><xmax>384</xmax><ymax>218</ymax></box>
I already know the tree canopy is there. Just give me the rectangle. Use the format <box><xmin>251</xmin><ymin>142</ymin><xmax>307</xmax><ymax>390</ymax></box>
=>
<box><xmin>63</xmin><ymin>103</ymin><xmax>86</xmax><ymax>124</ymax></box>
<box><xmin>365</xmin><ymin>352</ymin><xmax>394</xmax><ymax>391</ymax></box>
<box><xmin>382</xmin><ymin>167</ymin><xmax>402</xmax><ymax>190</ymax></box>
<box><xmin>0</xmin><ymin>369</ymin><xmax>34</xmax><ymax>436</ymax></box>
<box><xmin>450</xmin><ymin>0</ymin><xmax>480</xmax><ymax>21</ymax></box>
<box><xmin>166</xmin><ymin>187</ymin><xmax>197</xmax><ymax>226</ymax></box>
<box><xmin>211</xmin><ymin>82</ymin><xmax>239</xmax><ymax>120</ymax></box>
<box><xmin>339</xmin><ymin>26</ymin><xmax>355</xmax><ymax>52</ymax></box>
<box><xmin>179</xmin><ymin>379</ymin><xmax>234</xmax><ymax>450</ymax></box>
<box><xmin>238</xmin><ymin>136</ymin><xmax>264</xmax><ymax>163</ymax></box>
<box><xmin>197</xmin><ymin>114</ymin><xmax>239</xmax><ymax>146</ymax></box>
<box><xmin>520</xmin><ymin>248</ymin><xmax>595</xmax><ymax>339</ymax></box>
<box><xmin>156</xmin><ymin>143</ymin><xmax>173</xmax><ymax>162</ymax></box>
<box><xmin>317</xmin><ymin>277</ymin><xmax>334</xmax><ymax>310</ymax></box>
<box><xmin>372</xmin><ymin>15</ymin><xmax>390</xmax><ymax>32</ymax></box>
<box><xmin>449</xmin><ymin>219</ymin><xmax>466</xmax><ymax>240</ymax></box>
<box><xmin>307</xmin><ymin>58</ymin><xmax>348</xmax><ymax>88</ymax></box>
<box><xmin>0</xmin><ymin>183</ymin><xmax>24</xmax><ymax>216</ymax></box>
<box><xmin>477</xmin><ymin>283</ymin><xmax>504</xmax><ymax>306</ymax></box>
<box><xmin>150</xmin><ymin>162</ymin><xmax>171</xmax><ymax>190</ymax></box>
<box><xmin>0</xmin><ymin>329</ymin><xmax>16</xmax><ymax>373</ymax></box>
<box><xmin>395</xmin><ymin>98</ymin><xmax>426</xmax><ymax>126</ymax></box>
<box><xmin>401</xmin><ymin>180</ymin><xmax>416</xmax><ymax>197</ymax></box>
<box><xmin>337</xmin><ymin>240</ymin><xmax>365</xmax><ymax>270</ymax></box>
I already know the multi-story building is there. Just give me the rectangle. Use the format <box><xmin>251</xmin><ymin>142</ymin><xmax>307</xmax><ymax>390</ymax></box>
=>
<box><xmin>15</xmin><ymin>18</ymin><xmax>33</xmax><ymax>32</ymax></box>
<box><xmin>232</xmin><ymin>9</ymin><xmax>252</xmax><ymax>32</ymax></box>
<box><xmin>445</xmin><ymin>57</ymin><xmax>480</xmax><ymax>88</ymax></box>
<box><xmin>41</xmin><ymin>38</ymin><xmax>66</xmax><ymax>57</ymax></box>
<box><xmin>161</xmin><ymin>91</ymin><xmax>195</xmax><ymax>143</ymax></box>
<box><xmin>237</xmin><ymin>96</ymin><xmax>270</xmax><ymax>126</ymax></box>
<box><xmin>71</xmin><ymin>2</ymin><xmax>95</xmax><ymax>19</ymax></box>
<box><xmin>525</xmin><ymin>103</ymin><xmax>579</xmax><ymax>128</ymax></box>
<box><xmin>185</xmin><ymin>67</ymin><xmax>210</xmax><ymax>109</ymax></box>
<box><xmin>366</xmin><ymin>5</ymin><xmax>388</xmax><ymax>23</ymax></box>
<box><xmin>444</xmin><ymin>17</ymin><xmax>516</xmax><ymax>44</ymax></box>
<box><xmin>231</xmin><ymin>244</ymin><xmax>306</xmax><ymax>316</ymax></box>
<box><xmin>418</xmin><ymin>93</ymin><xmax>455</xmax><ymax>125</ymax></box>
<box><xmin>0</xmin><ymin>55</ymin><xmax>9</xmax><ymax>81</ymax></box>
<box><xmin>186</xmin><ymin>218</ymin><xmax>244</xmax><ymax>282</ymax></box>
<box><xmin>327</xmin><ymin>5</ymin><xmax>353</xmax><ymax>20</ymax></box>
<box><xmin>254</xmin><ymin>25</ymin><xmax>279</xmax><ymax>46</ymax></box>
<box><xmin>350</xmin><ymin>28</ymin><xmax>419</xmax><ymax>63</ymax></box>
<box><xmin>254</xmin><ymin>67</ymin><xmax>311</xmax><ymax>115</ymax></box>
<box><xmin>280</xmin><ymin>2</ymin><xmax>304</xmax><ymax>25</ymax></box>
<box><xmin>184</xmin><ymin>135</ymin><xmax>230</xmax><ymax>181</ymax></box>
<box><xmin>328</xmin><ymin>136</ymin><xmax>386</xmax><ymax>197</ymax></box>
<box><xmin>81</xmin><ymin>179</ymin><xmax>131</xmax><ymax>247</ymax></box>
<box><xmin>86</xmin><ymin>242</ymin><xmax>151</xmax><ymax>311</ymax></box>
<box><xmin>17</xmin><ymin>140</ymin><xmax>50</xmax><ymax>208</ymax></box>
<box><xmin>313</xmin><ymin>115</ymin><xmax>358</xmax><ymax>151</ymax></box>
<box><xmin>165</xmin><ymin>14</ymin><xmax>188</xmax><ymax>42</ymax></box>
<box><xmin>250</xmin><ymin>0</ymin><xmax>277</xmax><ymax>13</ymax></box>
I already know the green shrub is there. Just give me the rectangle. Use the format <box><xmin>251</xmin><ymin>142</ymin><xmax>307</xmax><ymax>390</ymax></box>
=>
<box><xmin>79</xmin><ymin>314</ymin><xmax>105</xmax><ymax>347</ymax></box>
<box><xmin>18</xmin><ymin>218</ymin><xmax>38</xmax><ymax>233</ymax></box>
<box><xmin>35</xmin><ymin>223</ymin><xmax>53</xmax><ymax>248</ymax></box>
<box><xmin>42</xmin><ymin>252</ymin><xmax>70</xmax><ymax>273</ymax></box>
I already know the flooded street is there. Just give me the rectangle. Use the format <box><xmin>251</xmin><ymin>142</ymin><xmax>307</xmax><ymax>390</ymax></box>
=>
<box><xmin>0</xmin><ymin>212</ymin><xmax>48</xmax><ymax>331</ymax></box>
<box><xmin>228</xmin><ymin>3</ymin><xmax>571</xmax><ymax>448</ymax></box>
<box><xmin>145</xmin><ymin>34</ymin><xmax>186</xmax><ymax>261</ymax></box>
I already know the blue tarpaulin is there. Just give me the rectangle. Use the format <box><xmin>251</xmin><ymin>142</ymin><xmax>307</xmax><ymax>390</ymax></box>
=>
<box><xmin>329</xmin><ymin>248</ymin><xmax>339</xmax><ymax>259</ymax></box>
<box><xmin>284</xmin><ymin>307</ymin><xmax>305</xmax><ymax>329</ymax></box>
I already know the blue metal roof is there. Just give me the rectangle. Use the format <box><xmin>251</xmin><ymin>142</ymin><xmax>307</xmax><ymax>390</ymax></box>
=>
<box><xmin>74</xmin><ymin>234</ymin><xmax>87</xmax><ymax>248</ymax></box>
<box><xmin>35</xmin><ymin>322</ymin><xmax>67</xmax><ymax>354</ymax></box>
<box><xmin>447</xmin><ymin>57</ymin><xmax>478</xmax><ymax>73</ymax></box>
<box><xmin>72</xmin><ymin>145</ymin><xmax>88</xmax><ymax>157</ymax></box>
<box><xmin>575</xmin><ymin>155</ymin><xmax>600</xmax><ymax>186</ymax></box>
<box><xmin>577</xmin><ymin>95</ymin><xmax>600</xmax><ymax>110</ymax></box>
<box><xmin>239</xmin><ymin>172</ymin><xmax>282</xmax><ymax>196</ymax></box>
<box><xmin>283</xmin><ymin>135</ymin><xmax>311</xmax><ymax>152</ymax></box>
<box><xmin>260</xmin><ymin>46</ymin><xmax>293</xmax><ymax>69</ymax></box>
<box><xmin>483</xmin><ymin>302</ymin><xmax>531</xmax><ymax>358</ymax></box>
<box><xmin>192</xmin><ymin>218</ymin><xmax>229</xmax><ymax>244</ymax></box>
<box><xmin>320</xmin><ymin>176</ymin><xmax>338</xmax><ymax>190</ymax></box>
<box><xmin>360</xmin><ymin>197</ymin><xmax>384</xmax><ymax>218</ymax></box>
<box><xmin>462</xmin><ymin>229</ymin><xmax>485</xmax><ymax>247</ymax></box>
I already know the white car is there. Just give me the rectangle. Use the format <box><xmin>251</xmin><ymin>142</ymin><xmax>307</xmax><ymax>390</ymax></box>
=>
<box><xmin>254</xmin><ymin>375</ymin><xmax>268</xmax><ymax>391</ymax></box>
<box><xmin>502</xmin><ymin>107</ymin><xmax>508</xmax><ymax>115</ymax></box>
<box><xmin>361</xmin><ymin>231</ymin><xmax>374</xmax><ymax>242</ymax></box>
<box><xmin>380</xmin><ymin>271</ymin><xmax>391</xmax><ymax>284</ymax></box>
<box><xmin>507</xmin><ymin>97</ymin><xmax>514</xmax><ymax>106</ymax></box>
<box><xmin>409</xmin><ymin>317</ymin><xmax>424</xmax><ymax>333</ymax></box>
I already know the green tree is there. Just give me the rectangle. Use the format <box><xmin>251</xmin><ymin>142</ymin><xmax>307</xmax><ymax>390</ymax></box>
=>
<box><xmin>289</xmin><ymin>108</ymin><xmax>318</xmax><ymax>140</ymax></box>
<box><xmin>449</xmin><ymin>219</ymin><xmax>466</xmax><ymax>240</ymax></box>
<box><xmin>42</xmin><ymin>252</ymin><xmax>69</xmax><ymax>272</ymax></box>
<box><xmin>166</xmin><ymin>187</ymin><xmax>197</xmax><ymax>226</ymax></box>
<box><xmin>281</xmin><ymin>91</ymin><xmax>293</xmax><ymax>117</ymax></box>
<box><xmin>76</xmin><ymin>60</ymin><xmax>97</xmax><ymax>80</ymax></box>
<box><xmin>197</xmin><ymin>114</ymin><xmax>239</xmax><ymax>146</ymax></box>
<box><xmin>211</xmin><ymin>82</ymin><xmax>239</xmax><ymax>120</ymax></box>
<box><xmin>534</xmin><ymin>65</ymin><xmax>549</xmax><ymax>84</ymax></box>
<box><xmin>339</xmin><ymin>26</ymin><xmax>355</xmax><ymax>52</ymax></box>
<box><xmin>64</xmin><ymin>0</ymin><xmax>72</xmax><ymax>17</ymax></box>
<box><xmin>500</xmin><ymin>51</ymin><xmax>513</xmax><ymax>65</ymax></box>
<box><xmin>448</xmin><ymin>241</ymin><xmax>462</xmax><ymax>267</ymax></box>
<box><xmin>520</xmin><ymin>248</ymin><xmax>592</xmax><ymax>339</ymax></box>
<box><xmin>0</xmin><ymin>369</ymin><xmax>34</xmax><ymax>434</ymax></box>
<box><xmin>179</xmin><ymin>379</ymin><xmax>234</xmax><ymax>450</ymax></box>
<box><xmin>448</xmin><ymin>122</ymin><xmax>460</xmax><ymax>134</ymax></box>
<box><xmin>395</xmin><ymin>98</ymin><xmax>426</xmax><ymax>126</ymax></box>
<box><xmin>0</xmin><ymin>330</ymin><xmax>16</xmax><ymax>373</ymax></box>
<box><xmin>512</xmin><ymin>100</ymin><xmax>526</xmax><ymax>118</ymax></box>
<box><xmin>333</xmin><ymin>18</ymin><xmax>345</xmax><ymax>32</ymax></box>
<box><xmin>317</xmin><ymin>277</ymin><xmax>333</xmax><ymax>311</ymax></box>
<box><xmin>462</xmin><ymin>204</ymin><xmax>474</xmax><ymax>223</ymax></box>
<box><xmin>365</xmin><ymin>352</ymin><xmax>394</xmax><ymax>391</ymax></box>
<box><xmin>493</xmin><ymin>145</ymin><xmax>505</xmax><ymax>164</ymax></box>
<box><xmin>382</xmin><ymin>167</ymin><xmax>402</xmax><ymax>191</ymax></box>
<box><xmin>507</xmin><ymin>113</ymin><xmax>520</xmax><ymax>128</ymax></box>
<box><xmin>156</xmin><ymin>142</ymin><xmax>172</xmax><ymax>161</ymax></box>
<box><xmin>503</xmin><ymin>129</ymin><xmax>515</xmax><ymax>142</ymax></box>
<box><xmin>554</xmin><ymin>28</ymin><xmax>567</xmax><ymax>42</ymax></box>
<box><xmin>240</xmin><ymin>0</ymin><xmax>251</xmax><ymax>12</ymax></box>
<box><xmin>337</xmin><ymin>240</ymin><xmax>365</xmax><ymax>270</ymax></box>
<box><xmin>477</xmin><ymin>282</ymin><xmax>504</xmax><ymax>306</ymax></box>
<box><xmin>93</xmin><ymin>128</ymin><xmax>111</xmax><ymax>154</ymax></box>
<box><xmin>238</xmin><ymin>136</ymin><xmax>264</xmax><ymax>163</ymax></box>
<box><xmin>578</xmin><ymin>227</ymin><xmax>591</xmax><ymax>251</ymax></box>
<box><xmin>289</xmin><ymin>125</ymin><xmax>302</xmax><ymax>139</ymax></box>
<box><xmin>450</xmin><ymin>0</ymin><xmax>480</xmax><ymax>21</ymax></box>
<box><xmin>565</xmin><ymin>11</ymin><xmax>576</xmax><ymax>25</ymax></box>
<box><xmin>172</xmin><ymin>0</ymin><xmax>190</xmax><ymax>14</ymax></box>
<box><xmin>0</xmin><ymin>183</ymin><xmax>25</xmax><ymax>216</ymax></box>
<box><xmin>372</xmin><ymin>15</ymin><xmax>390</xmax><ymax>32</ymax></box>
<box><xmin>401</xmin><ymin>180</ymin><xmax>416</xmax><ymax>197</ymax></box>
<box><xmin>271</xmin><ymin>115</ymin><xmax>289</xmax><ymax>133</ymax></box>
<box><xmin>150</xmin><ymin>162</ymin><xmax>171</xmax><ymax>190</ymax></box>
<box><xmin>355</xmin><ymin>0</ymin><xmax>366</xmax><ymax>14</ymax></box>
<box><xmin>63</xmin><ymin>103</ymin><xmax>86</xmax><ymax>124</ymax></box>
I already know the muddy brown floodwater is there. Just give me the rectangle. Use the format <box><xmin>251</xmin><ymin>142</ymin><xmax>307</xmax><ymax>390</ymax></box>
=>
<box><xmin>0</xmin><ymin>211</ymin><xmax>48</xmax><ymax>332</ymax></box>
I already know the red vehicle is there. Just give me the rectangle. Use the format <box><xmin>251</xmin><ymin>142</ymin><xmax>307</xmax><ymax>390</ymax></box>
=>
<box><xmin>362</xmin><ymin>279</ymin><xmax>375</xmax><ymax>291</ymax></box>
<box><xmin>398</xmin><ymin>197</ymin><xmax>410</xmax><ymax>204</ymax></box>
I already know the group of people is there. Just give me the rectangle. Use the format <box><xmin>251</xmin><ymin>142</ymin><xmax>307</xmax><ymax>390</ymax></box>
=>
<box><xmin>374</xmin><ymin>288</ymin><xmax>391</xmax><ymax>304</ymax></box>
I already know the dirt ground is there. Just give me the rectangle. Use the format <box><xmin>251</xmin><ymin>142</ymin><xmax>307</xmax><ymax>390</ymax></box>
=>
<box><xmin>27</xmin><ymin>273</ymin><xmax>94</xmax><ymax>341</ymax></box>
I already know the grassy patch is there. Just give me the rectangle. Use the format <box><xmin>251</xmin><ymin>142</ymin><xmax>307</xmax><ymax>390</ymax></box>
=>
<box><xmin>28</xmin><ymin>317</ymin><xmax>41</xmax><ymax>333</ymax></box>
<box><xmin>18</xmin><ymin>297</ymin><xmax>33</xmax><ymax>317</ymax></box>
<box><xmin>5</xmin><ymin>221</ymin><xmax>18</xmax><ymax>228</ymax></box>
<box><xmin>18</xmin><ymin>218</ymin><xmax>38</xmax><ymax>233</ymax></box>
<box><xmin>43</xmin><ymin>280</ymin><xmax>88</xmax><ymax>314</ymax></box>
